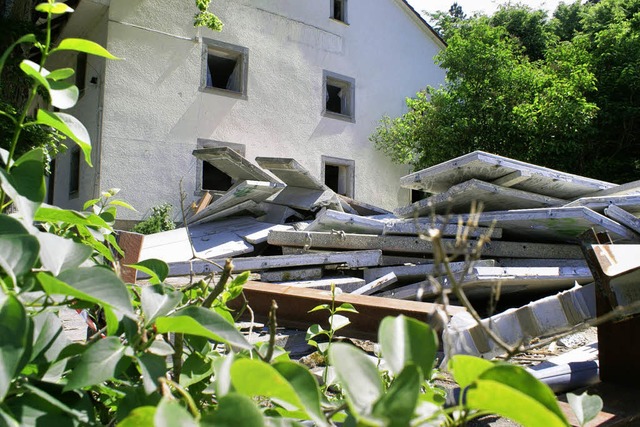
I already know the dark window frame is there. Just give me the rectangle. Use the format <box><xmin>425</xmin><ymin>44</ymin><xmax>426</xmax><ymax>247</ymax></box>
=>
<box><xmin>321</xmin><ymin>155</ymin><xmax>355</xmax><ymax>197</ymax></box>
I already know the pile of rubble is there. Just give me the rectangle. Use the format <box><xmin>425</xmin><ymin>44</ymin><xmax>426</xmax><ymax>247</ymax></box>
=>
<box><xmin>136</xmin><ymin>149</ymin><xmax>640</xmax><ymax>362</ymax></box>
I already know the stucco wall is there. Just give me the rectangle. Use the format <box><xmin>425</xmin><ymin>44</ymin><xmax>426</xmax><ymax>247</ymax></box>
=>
<box><xmin>97</xmin><ymin>0</ymin><xmax>445</xmax><ymax>219</ymax></box>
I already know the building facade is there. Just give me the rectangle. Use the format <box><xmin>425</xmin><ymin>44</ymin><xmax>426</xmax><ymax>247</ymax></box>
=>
<box><xmin>48</xmin><ymin>0</ymin><xmax>446</xmax><ymax>220</ymax></box>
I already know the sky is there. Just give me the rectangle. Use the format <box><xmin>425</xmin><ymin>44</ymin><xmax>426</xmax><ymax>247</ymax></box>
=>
<box><xmin>408</xmin><ymin>0</ymin><xmax>566</xmax><ymax>17</ymax></box>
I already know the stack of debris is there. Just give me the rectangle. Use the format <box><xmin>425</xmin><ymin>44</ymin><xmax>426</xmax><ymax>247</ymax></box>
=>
<box><xmin>136</xmin><ymin>149</ymin><xmax>640</xmax><ymax>359</ymax></box>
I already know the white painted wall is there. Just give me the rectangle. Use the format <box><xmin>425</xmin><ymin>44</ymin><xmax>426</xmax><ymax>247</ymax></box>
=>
<box><xmin>83</xmin><ymin>0</ymin><xmax>446</xmax><ymax>219</ymax></box>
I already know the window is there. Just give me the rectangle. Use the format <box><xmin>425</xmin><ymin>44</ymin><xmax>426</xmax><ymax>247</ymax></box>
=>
<box><xmin>323</xmin><ymin>70</ymin><xmax>355</xmax><ymax>121</ymax></box>
<box><xmin>69</xmin><ymin>148</ymin><xmax>80</xmax><ymax>197</ymax></box>
<box><xmin>322</xmin><ymin>155</ymin><xmax>355</xmax><ymax>197</ymax></box>
<box><xmin>76</xmin><ymin>52</ymin><xmax>87</xmax><ymax>97</ymax></box>
<box><xmin>331</xmin><ymin>0</ymin><xmax>348</xmax><ymax>23</ymax></box>
<box><xmin>202</xmin><ymin>39</ymin><xmax>248</xmax><ymax>98</ymax></box>
<box><xmin>195</xmin><ymin>139</ymin><xmax>246</xmax><ymax>195</ymax></box>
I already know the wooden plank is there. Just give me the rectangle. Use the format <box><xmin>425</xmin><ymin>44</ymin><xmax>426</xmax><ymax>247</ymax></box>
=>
<box><xmin>396</xmin><ymin>179</ymin><xmax>565</xmax><ymax>217</ymax></box>
<box><xmin>193</xmin><ymin>191</ymin><xmax>213</xmax><ymax>215</ymax></box>
<box><xmin>117</xmin><ymin>231</ymin><xmax>145</xmax><ymax>284</ymax></box>
<box><xmin>465</xmin><ymin>206</ymin><xmax>639</xmax><ymax>243</ymax></box>
<box><xmin>267</xmin><ymin>230</ymin><xmax>585</xmax><ymax>258</ymax></box>
<box><xmin>230</xmin><ymin>281</ymin><xmax>466</xmax><ymax>340</ymax></box>
<box><xmin>564</xmin><ymin>194</ymin><xmax>640</xmax><ymax>216</ymax></box>
<box><xmin>400</xmin><ymin>150</ymin><xmax>615</xmax><ymax>199</ymax></box>
<box><xmin>491</xmin><ymin>170</ymin><xmax>532</xmax><ymax>187</ymax></box>
<box><xmin>351</xmin><ymin>272</ymin><xmax>398</xmax><ymax>295</ymax></box>
<box><xmin>189</xmin><ymin>180</ymin><xmax>284</xmax><ymax>225</ymax></box>
<box><xmin>193</xmin><ymin>147</ymin><xmax>279</xmax><ymax>183</ymax></box>
<box><xmin>166</xmin><ymin>249</ymin><xmax>384</xmax><ymax>276</ymax></box>
<box><xmin>604</xmin><ymin>204</ymin><xmax>640</xmax><ymax>235</ymax></box>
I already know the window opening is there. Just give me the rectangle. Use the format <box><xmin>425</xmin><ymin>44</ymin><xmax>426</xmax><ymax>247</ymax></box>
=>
<box><xmin>69</xmin><ymin>148</ymin><xmax>80</xmax><ymax>197</ymax></box>
<box><xmin>202</xmin><ymin>40</ymin><xmax>248</xmax><ymax>97</ymax></box>
<box><xmin>411</xmin><ymin>189</ymin><xmax>428</xmax><ymax>203</ymax></box>
<box><xmin>323</xmin><ymin>71</ymin><xmax>355</xmax><ymax>121</ymax></box>
<box><xmin>331</xmin><ymin>0</ymin><xmax>347</xmax><ymax>23</ymax></box>
<box><xmin>202</xmin><ymin>161</ymin><xmax>234</xmax><ymax>192</ymax></box>
<box><xmin>322</xmin><ymin>156</ymin><xmax>354</xmax><ymax>197</ymax></box>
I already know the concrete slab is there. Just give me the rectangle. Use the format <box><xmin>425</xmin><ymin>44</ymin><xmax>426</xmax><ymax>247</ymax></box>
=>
<box><xmin>267</xmin><ymin>230</ymin><xmax>584</xmax><ymax>258</ymax></box>
<box><xmin>581</xmin><ymin>178</ymin><xmax>640</xmax><ymax>198</ymax></box>
<box><xmin>337</xmin><ymin>195</ymin><xmax>393</xmax><ymax>216</ymax></box>
<box><xmin>188</xmin><ymin>200</ymin><xmax>266</xmax><ymax>226</ymax></box>
<box><xmin>400</xmin><ymin>151</ymin><xmax>615</xmax><ymax>199</ymax></box>
<box><xmin>395</xmin><ymin>179</ymin><xmax>565</xmax><ymax>217</ymax></box>
<box><xmin>166</xmin><ymin>249</ymin><xmax>383</xmax><ymax>276</ymax></box>
<box><xmin>188</xmin><ymin>180</ymin><xmax>284</xmax><ymax>225</ymax></box>
<box><xmin>266</xmin><ymin>186</ymin><xmax>342</xmax><ymax>212</ymax></box>
<box><xmin>564</xmin><ymin>194</ymin><xmax>640</xmax><ymax>215</ymax></box>
<box><xmin>383</xmin><ymin>218</ymin><xmax>502</xmax><ymax>239</ymax></box>
<box><xmin>604</xmin><ymin>204</ymin><xmax>640</xmax><ymax>235</ymax></box>
<box><xmin>258</xmin><ymin>202</ymin><xmax>305</xmax><ymax>224</ymax></box>
<box><xmin>307</xmin><ymin>209</ymin><xmax>385</xmax><ymax>234</ymax></box>
<box><xmin>363</xmin><ymin>259</ymin><xmax>497</xmax><ymax>283</ymax></box>
<box><xmin>193</xmin><ymin>147</ymin><xmax>279</xmax><ymax>183</ymax></box>
<box><xmin>272</xmin><ymin>276</ymin><xmax>366</xmax><ymax>293</ymax></box>
<box><xmin>260</xmin><ymin>267</ymin><xmax>324</xmax><ymax>282</ymax></box>
<box><xmin>464</xmin><ymin>206</ymin><xmax>639</xmax><ymax>243</ymax></box>
<box><xmin>351</xmin><ymin>272</ymin><xmax>398</xmax><ymax>295</ymax></box>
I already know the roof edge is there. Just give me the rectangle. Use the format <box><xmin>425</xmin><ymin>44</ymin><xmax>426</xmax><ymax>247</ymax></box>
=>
<box><xmin>397</xmin><ymin>0</ymin><xmax>447</xmax><ymax>48</ymax></box>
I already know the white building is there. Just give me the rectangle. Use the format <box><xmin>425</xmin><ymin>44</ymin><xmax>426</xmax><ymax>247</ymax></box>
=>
<box><xmin>49</xmin><ymin>0</ymin><xmax>446</xmax><ymax>224</ymax></box>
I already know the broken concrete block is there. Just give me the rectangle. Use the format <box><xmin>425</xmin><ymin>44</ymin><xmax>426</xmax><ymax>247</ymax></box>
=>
<box><xmin>383</xmin><ymin>218</ymin><xmax>502</xmax><ymax>239</ymax></box>
<box><xmin>260</xmin><ymin>267</ymin><xmax>324</xmax><ymax>282</ymax></box>
<box><xmin>400</xmin><ymin>150</ymin><xmax>615</xmax><ymax>199</ymax></box>
<box><xmin>395</xmin><ymin>179</ymin><xmax>566</xmax><ymax>217</ymax></box>
<box><xmin>307</xmin><ymin>209</ymin><xmax>385</xmax><ymax>234</ymax></box>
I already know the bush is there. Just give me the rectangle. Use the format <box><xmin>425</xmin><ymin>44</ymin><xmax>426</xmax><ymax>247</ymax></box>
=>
<box><xmin>132</xmin><ymin>203</ymin><xmax>176</xmax><ymax>234</ymax></box>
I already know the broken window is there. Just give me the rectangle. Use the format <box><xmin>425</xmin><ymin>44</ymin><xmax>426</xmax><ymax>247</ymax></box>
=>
<box><xmin>69</xmin><ymin>148</ymin><xmax>80</xmax><ymax>197</ymax></box>
<box><xmin>331</xmin><ymin>0</ymin><xmax>347</xmax><ymax>23</ymax></box>
<box><xmin>322</xmin><ymin>155</ymin><xmax>355</xmax><ymax>197</ymax></box>
<box><xmin>203</xmin><ymin>39</ymin><xmax>248</xmax><ymax>97</ymax></box>
<box><xmin>194</xmin><ymin>139</ymin><xmax>247</xmax><ymax>196</ymax></box>
<box><xmin>323</xmin><ymin>71</ymin><xmax>355</xmax><ymax>121</ymax></box>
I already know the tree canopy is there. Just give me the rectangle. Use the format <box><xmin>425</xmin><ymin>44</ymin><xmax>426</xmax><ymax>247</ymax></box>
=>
<box><xmin>372</xmin><ymin>0</ymin><xmax>640</xmax><ymax>183</ymax></box>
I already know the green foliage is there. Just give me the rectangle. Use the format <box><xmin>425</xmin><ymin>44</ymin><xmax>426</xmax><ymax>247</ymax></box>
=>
<box><xmin>132</xmin><ymin>203</ymin><xmax>176</xmax><ymax>235</ymax></box>
<box><xmin>0</xmin><ymin>2</ymin><xmax>594</xmax><ymax>426</ymax></box>
<box><xmin>376</xmin><ymin>0</ymin><xmax>640</xmax><ymax>183</ymax></box>
<box><xmin>193</xmin><ymin>0</ymin><xmax>224</xmax><ymax>31</ymax></box>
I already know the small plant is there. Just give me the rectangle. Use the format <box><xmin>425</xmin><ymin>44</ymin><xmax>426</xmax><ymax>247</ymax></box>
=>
<box><xmin>132</xmin><ymin>202</ymin><xmax>176</xmax><ymax>234</ymax></box>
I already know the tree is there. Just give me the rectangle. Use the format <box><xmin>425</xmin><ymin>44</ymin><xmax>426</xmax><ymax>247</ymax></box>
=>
<box><xmin>490</xmin><ymin>4</ymin><xmax>552</xmax><ymax>61</ymax></box>
<box><xmin>371</xmin><ymin>17</ymin><xmax>598</xmax><ymax>174</ymax></box>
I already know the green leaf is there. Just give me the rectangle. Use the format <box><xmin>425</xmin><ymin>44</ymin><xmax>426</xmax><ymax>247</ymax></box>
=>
<box><xmin>130</xmin><ymin>259</ymin><xmax>169</xmax><ymax>285</ymax></box>
<box><xmin>35</xmin><ymin>204</ymin><xmax>112</xmax><ymax>230</ymax></box>
<box><xmin>34</xmin><ymin>231</ymin><xmax>92</xmax><ymax>275</ymax></box>
<box><xmin>35</xmin><ymin>2</ymin><xmax>74</xmax><ymax>14</ymax></box>
<box><xmin>11</xmin><ymin>148</ymin><xmax>45</xmax><ymax>204</ymax></box>
<box><xmin>329</xmin><ymin>314</ymin><xmax>350</xmax><ymax>332</ymax></box>
<box><xmin>31</xmin><ymin>311</ymin><xmax>71</xmax><ymax>363</ymax></box>
<box><xmin>46</xmin><ymin>67</ymin><xmax>74</xmax><ymax>81</ymax></box>
<box><xmin>0</xmin><ymin>294</ymin><xmax>29</xmax><ymax>401</ymax></box>
<box><xmin>372</xmin><ymin>364</ymin><xmax>423</xmax><ymax>427</ymax></box>
<box><xmin>308</xmin><ymin>304</ymin><xmax>330</xmax><ymax>313</ymax></box>
<box><xmin>212</xmin><ymin>354</ymin><xmax>233</xmax><ymax>397</ymax></box>
<box><xmin>154</xmin><ymin>398</ymin><xmax>198</xmax><ymax>427</ymax></box>
<box><xmin>136</xmin><ymin>353</ymin><xmax>165</xmax><ymax>395</ymax></box>
<box><xmin>0</xmin><ymin>34</ymin><xmax>36</xmax><ymax>79</ymax></box>
<box><xmin>378</xmin><ymin>315</ymin><xmax>438</xmax><ymax>377</ymax></box>
<box><xmin>201</xmin><ymin>393</ymin><xmax>265</xmax><ymax>427</ymax></box>
<box><xmin>567</xmin><ymin>392</ymin><xmax>603</xmax><ymax>427</ymax></box>
<box><xmin>329</xmin><ymin>342</ymin><xmax>383</xmax><ymax>416</ymax></box>
<box><xmin>448</xmin><ymin>355</ymin><xmax>494</xmax><ymax>389</ymax></box>
<box><xmin>273</xmin><ymin>361</ymin><xmax>327</xmax><ymax>426</ymax></box>
<box><xmin>0</xmin><ymin>169</ymin><xmax>40</xmax><ymax>222</ymax></box>
<box><xmin>465</xmin><ymin>364</ymin><xmax>569</xmax><ymax>427</ymax></box>
<box><xmin>64</xmin><ymin>336</ymin><xmax>125</xmax><ymax>391</ymax></box>
<box><xmin>335</xmin><ymin>302</ymin><xmax>358</xmax><ymax>313</ymax></box>
<box><xmin>118</xmin><ymin>406</ymin><xmax>156</xmax><ymax>427</ymax></box>
<box><xmin>108</xmin><ymin>199</ymin><xmax>136</xmax><ymax>211</ymax></box>
<box><xmin>231</xmin><ymin>359</ymin><xmax>306</xmax><ymax>413</ymax></box>
<box><xmin>305</xmin><ymin>323</ymin><xmax>327</xmax><ymax>341</ymax></box>
<box><xmin>140</xmin><ymin>284</ymin><xmax>181</xmax><ymax>325</ymax></box>
<box><xmin>155</xmin><ymin>306</ymin><xmax>252</xmax><ymax>350</ymax></box>
<box><xmin>53</xmin><ymin>38</ymin><xmax>119</xmax><ymax>59</ymax></box>
<box><xmin>49</xmin><ymin>80</ymin><xmax>79</xmax><ymax>110</ymax></box>
<box><xmin>147</xmin><ymin>338</ymin><xmax>174</xmax><ymax>357</ymax></box>
<box><xmin>36</xmin><ymin>110</ymin><xmax>92</xmax><ymax>166</ymax></box>
<box><xmin>38</xmin><ymin>267</ymin><xmax>134</xmax><ymax>318</ymax></box>
<box><xmin>180</xmin><ymin>352</ymin><xmax>213</xmax><ymax>388</ymax></box>
<box><xmin>0</xmin><ymin>215</ymin><xmax>39</xmax><ymax>286</ymax></box>
<box><xmin>19</xmin><ymin>60</ymin><xmax>51</xmax><ymax>91</ymax></box>
<box><xmin>0</xmin><ymin>406</ymin><xmax>19</xmax><ymax>427</ymax></box>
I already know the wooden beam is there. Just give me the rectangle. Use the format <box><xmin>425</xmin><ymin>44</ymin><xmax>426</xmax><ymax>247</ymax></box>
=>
<box><xmin>232</xmin><ymin>281</ymin><xmax>465</xmax><ymax>340</ymax></box>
